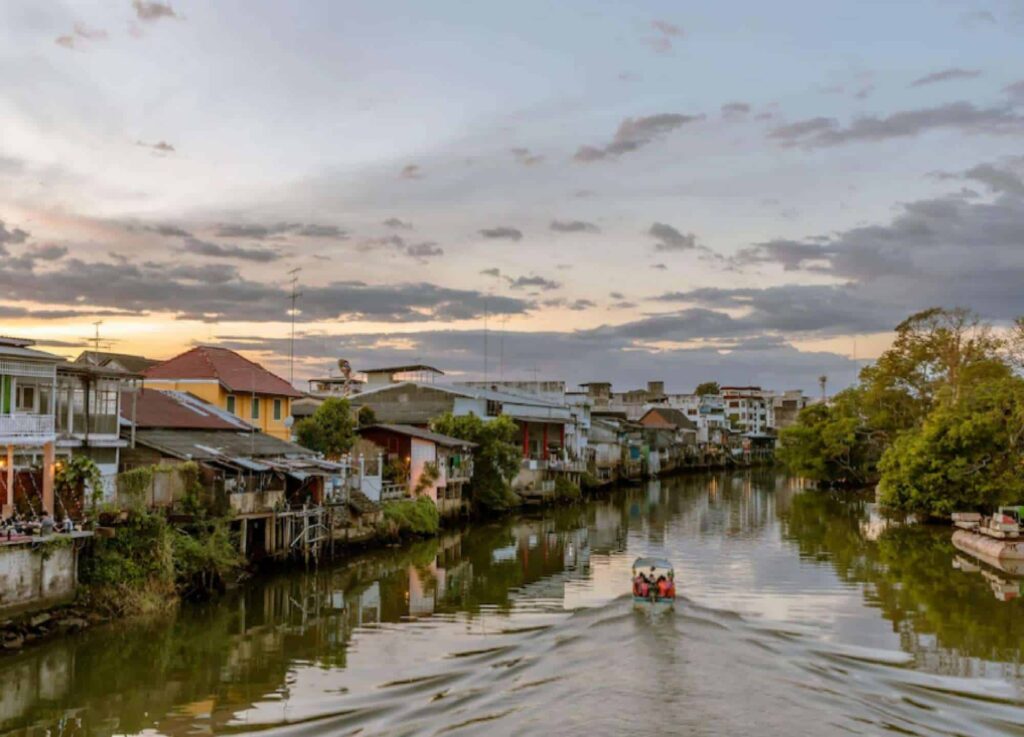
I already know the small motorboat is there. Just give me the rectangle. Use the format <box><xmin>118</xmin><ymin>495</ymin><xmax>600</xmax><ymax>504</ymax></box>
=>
<box><xmin>632</xmin><ymin>557</ymin><xmax>676</xmax><ymax>608</ymax></box>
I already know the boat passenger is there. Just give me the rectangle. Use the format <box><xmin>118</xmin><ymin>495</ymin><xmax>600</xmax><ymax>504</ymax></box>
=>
<box><xmin>656</xmin><ymin>576</ymin><xmax>669</xmax><ymax>599</ymax></box>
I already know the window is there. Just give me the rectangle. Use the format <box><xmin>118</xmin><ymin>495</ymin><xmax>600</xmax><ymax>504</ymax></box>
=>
<box><xmin>226</xmin><ymin>395</ymin><xmax>236</xmax><ymax>413</ymax></box>
<box><xmin>273</xmin><ymin>398</ymin><xmax>282</xmax><ymax>420</ymax></box>
<box><xmin>486</xmin><ymin>400</ymin><xmax>502</xmax><ymax>416</ymax></box>
<box><xmin>16</xmin><ymin>384</ymin><xmax>37</xmax><ymax>412</ymax></box>
<box><xmin>251</xmin><ymin>396</ymin><xmax>260</xmax><ymax>419</ymax></box>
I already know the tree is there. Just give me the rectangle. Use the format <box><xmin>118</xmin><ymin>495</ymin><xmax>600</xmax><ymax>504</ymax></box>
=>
<box><xmin>877</xmin><ymin>372</ymin><xmax>1024</xmax><ymax>516</ymax></box>
<box><xmin>356</xmin><ymin>405</ymin><xmax>377</xmax><ymax>427</ymax></box>
<box><xmin>294</xmin><ymin>397</ymin><xmax>356</xmax><ymax>459</ymax></box>
<box><xmin>431</xmin><ymin>412</ymin><xmax>521</xmax><ymax>514</ymax></box>
<box><xmin>695</xmin><ymin>381</ymin><xmax>720</xmax><ymax>396</ymax></box>
<box><xmin>777</xmin><ymin>388</ymin><xmax>884</xmax><ymax>487</ymax></box>
<box><xmin>858</xmin><ymin>307</ymin><xmax>1003</xmax><ymax>441</ymax></box>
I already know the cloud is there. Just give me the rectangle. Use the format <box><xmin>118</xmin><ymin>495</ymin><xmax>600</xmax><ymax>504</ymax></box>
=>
<box><xmin>542</xmin><ymin>298</ymin><xmax>596</xmax><ymax>310</ymax></box>
<box><xmin>0</xmin><ymin>253</ymin><xmax>530</xmax><ymax>324</ymax></box>
<box><xmin>400</xmin><ymin>164</ymin><xmax>422</xmax><ymax>179</ymax></box>
<box><xmin>645</xmin><ymin>19</ymin><xmax>684</xmax><ymax>53</ymax></box>
<box><xmin>181</xmin><ymin>237</ymin><xmax>282</xmax><ymax>262</ymax></box>
<box><xmin>960</xmin><ymin>10</ymin><xmax>997</xmax><ymax>26</ymax></box>
<box><xmin>479</xmin><ymin>226</ymin><xmax>523</xmax><ymax>241</ymax></box>
<box><xmin>213</xmin><ymin>327</ymin><xmax>859</xmax><ymax>395</ymax></box>
<box><xmin>910</xmin><ymin>68</ymin><xmax>982</xmax><ymax>87</ymax></box>
<box><xmin>610</xmin><ymin>292</ymin><xmax>625</xmax><ymax>300</ymax></box>
<box><xmin>768</xmin><ymin>102</ymin><xmax>1024</xmax><ymax>148</ymax></box>
<box><xmin>721</xmin><ymin>102</ymin><xmax>751</xmax><ymax>118</ymax></box>
<box><xmin>650</xmin><ymin>263</ymin><xmax>667</xmax><ymax>270</ymax></box>
<box><xmin>963</xmin><ymin>161</ymin><xmax>1024</xmax><ymax>196</ymax></box>
<box><xmin>550</xmin><ymin>219</ymin><xmax>600</xmax><ymax>233</ymax></box>
<box><xmin>506</xmin><ymin>275</ymin><xmax>561</xmax><ymax>291</ymax></box>
<box><xmin>132</xmin><ymin>1</ymin><xmax>178</xmax><ymax>22</ymax></box>
<box><xmin>480</xmin><ymin>268</ymin><xmax>502</xmax><ymax>277</ymax></box>
<box><xmin>144</xmin><ymin>224</ymin><xmax>192</xmax><ymax>238</ymax></box>
<box><xmin>649</xmin><ymin>222</ymin><xmax>698</xmax><ymax>251</ymax></box>
<box><xmin>294</xmin><ymin>224</ymin><xmax>348</xmax><ymax>239</ymax></box>
<box><xmin>26</xmin><ymin>244</ymin><xmax>68</xmax><ymax>261</ymax></box>
<box><xmin>213</xmin><ymin>222</ymin><xmax>296</xmax><ymax>239</ymax></box>
<box><xmin>573</xmin><ymin>113</ymin><xmax>705</xmax><ymax>162</ymax></box>
<box><xmin>136</xmin><ymin>140</ymin><xmax>175</xmax><ymax>153</ymax></box>
<box><xmin>1006</xmin><ymin>80</ymin><xmax>1024</xmax><ymax>104</ymax></box>
<box><xmin>54</xmin><ymin>22</ymin><xmax>107</xmax><ymax>50</ymax></box>
<box><xmin>403</xmin><ymin>242</ymin><xmax>444</xmax><ymax>260</ymax></box>
<box><xmin>0</xmin><ymin>220</ymin><xmax>30</xmax><ymax>246</ymax></box>
<box><xmin>510</xmin><ymin>147</ymin><xmax>544</xmax><ymax>166</ymax></box>
<box><xmin>383</xmin><ymin>218</ymin><xmax>413</xmax><ymax>229</ymax></box>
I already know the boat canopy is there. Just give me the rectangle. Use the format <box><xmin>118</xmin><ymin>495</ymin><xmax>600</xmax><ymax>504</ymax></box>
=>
<box><xmin>632</xmin><ymin>557</ymin><xmax>673</xmax><ymax>573</ymax></box>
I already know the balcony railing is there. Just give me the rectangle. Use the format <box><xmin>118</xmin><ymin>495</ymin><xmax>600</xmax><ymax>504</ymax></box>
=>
<box><xmin>380</xmin><ymin>483</ymin><xmax>410</xmax><ymax>501</ymax></box>
<box><xmin>0</xmin><ymin>414</ymin><xmax>55</xmax><ymax>442</ymax></box>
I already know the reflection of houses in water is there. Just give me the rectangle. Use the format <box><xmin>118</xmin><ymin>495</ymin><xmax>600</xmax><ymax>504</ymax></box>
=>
<box><xmin>589</xmin><ymin>500</ymin><xmax>627</xmax><ymax>554</ymax></box>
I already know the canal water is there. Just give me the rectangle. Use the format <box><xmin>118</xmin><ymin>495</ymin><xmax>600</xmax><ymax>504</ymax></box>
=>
<box><xmin>3</xmin><ymin>472</ymin><xmax>1024</xmax><ymax>736</ymax></box>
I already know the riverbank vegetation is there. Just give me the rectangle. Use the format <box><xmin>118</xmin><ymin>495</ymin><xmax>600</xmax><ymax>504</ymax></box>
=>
<box><xmin>779</xmin><ymin>307</ymin><xmax>1024</xmax><ymax>517</ymax></box>
<box><xmin>380</xmin><ymin>496</ymin><xmax>441</xmax><ymax>538</ymax></box>
<box><xmin>431</xmin><ymin>412</ymin><xmax>522</xmax><ymax>514</ymax></box>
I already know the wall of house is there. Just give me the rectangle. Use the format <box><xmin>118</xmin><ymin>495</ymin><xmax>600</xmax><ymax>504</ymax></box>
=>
<box><xmin>0</xmin><ymin>541</ymin><xmax>79</xmax><ymax>617</ymax></box>
<box><xmin>409</xmin><ymin>437</ymin><xmax>437</xmax><ymax>501</ymax></box>
<box><xmin>352</xmin><ymin>385</ymin><xmax>459</xmax><ymax>425</ymax></box>
<box><xmin>142</xmin><ymin>380</ymin><xmax>292</xmax><ymax>440</ymax></box>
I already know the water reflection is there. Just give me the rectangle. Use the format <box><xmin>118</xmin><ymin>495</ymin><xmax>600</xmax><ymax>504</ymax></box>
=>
<box><xmin>2</xmin><ymin>472</ymin><xmax>1023</xmax><ymax>736</ymax></box>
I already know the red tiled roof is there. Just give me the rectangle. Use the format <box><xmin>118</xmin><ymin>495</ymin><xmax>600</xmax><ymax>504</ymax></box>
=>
<box><xmin>144</xmin><ymin>346</ymin><xmax>302</xmax><ymax>397</ymax></box>
<box><xmin>124</xmin><ymin>389</ymin><xmax>249</xmax><ymax>430</ymax></box>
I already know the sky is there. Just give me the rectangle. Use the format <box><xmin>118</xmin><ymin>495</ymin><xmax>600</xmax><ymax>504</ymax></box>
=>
<box><xmin>4</xmin><ymin>0</ymin><xmax>1024</xmax><ymax>393</ymax></box>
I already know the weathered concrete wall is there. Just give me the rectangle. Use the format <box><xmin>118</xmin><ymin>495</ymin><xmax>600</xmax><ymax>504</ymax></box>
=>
<box><xmin>351</xmin><ymin>385</ymin><xmax>457</xmax><ymax>425</ymax></box>
<box><xmin>0</xmin><ymin>541</ymin><xmax>79</xmax><ymax>617</ymax></box>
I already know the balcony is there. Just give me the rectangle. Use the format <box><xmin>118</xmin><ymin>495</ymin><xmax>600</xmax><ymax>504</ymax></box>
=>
<box><xmin>0</xmin><ymin>414</ymin><xmax>56</xmax><ymax>443</ymax></box>
<box><xmin>230</xmin><ymin>489</ymin><xmax>285</xmax><ymax>515</ymax></box>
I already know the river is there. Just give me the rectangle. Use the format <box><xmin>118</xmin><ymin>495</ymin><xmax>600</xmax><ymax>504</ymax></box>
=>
<box><xmin>2</xmin><ymin>472</ymin><xmax>1023</xmax><ymax>736</ymax></box>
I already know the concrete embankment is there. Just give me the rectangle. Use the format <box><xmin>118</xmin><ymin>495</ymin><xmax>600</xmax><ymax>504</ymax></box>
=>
<box><xmin>951</xmin><ymin>529</ymin><xmax>1024</xmax><ymax>562</ymax></box>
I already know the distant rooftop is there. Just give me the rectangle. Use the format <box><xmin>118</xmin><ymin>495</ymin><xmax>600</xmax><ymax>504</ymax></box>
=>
<box><xmin>144</xmin><ymin>345</ymin><xmax>302</xmax><ymax>398</ymax></box>
<box><xmin>76</xmin><ymin>350</ymin><xmax>160</xmax><ymax>374</ymax></box>
<box><xmin>362</xmin><ymin>364</ymin><xmax>444</xmax><ymax>376</ymax></box>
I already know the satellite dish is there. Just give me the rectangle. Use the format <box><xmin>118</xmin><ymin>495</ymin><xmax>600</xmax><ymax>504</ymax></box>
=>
<box><xmin>338</xmin><ymin>359</ymin><xmax>352</xmax><ymax>380</ymax></box>
<box><xmin>284</xmin><ymin>416</ymin><xmax>295</xmax><ymax>428</ymax></box>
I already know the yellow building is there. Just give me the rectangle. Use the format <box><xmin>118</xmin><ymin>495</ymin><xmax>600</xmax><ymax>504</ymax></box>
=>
<box><xmin>143</xmin><ymin>346</ymin><xmax>302</xmax><ymax>440</ymax></box>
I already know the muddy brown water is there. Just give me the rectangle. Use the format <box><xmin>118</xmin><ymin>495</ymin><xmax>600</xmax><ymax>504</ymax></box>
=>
<box><xmin>2</xmin><ymin>472</ymin><xmax>1023</xmax><ymax>736</ymax></box>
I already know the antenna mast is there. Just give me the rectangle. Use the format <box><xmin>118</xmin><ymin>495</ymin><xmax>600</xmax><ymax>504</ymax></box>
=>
<box><xmin>287</xmin><ymin>268</ymin><xmax>303</xmax><ymax>386</ymax></box>
<box><xmin>91</xmin><ymin>321</ymin><xmax>103</xmax><ymax>352</ymax></box>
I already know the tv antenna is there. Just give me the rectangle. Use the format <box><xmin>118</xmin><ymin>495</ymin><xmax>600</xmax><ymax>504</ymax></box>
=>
<box><xmin>287</xmin><ymin>268</ymin><xmax>303</xmax><ymax>385</ymax></box>
<box><xmin>91</xmin><ymin>321</ymin><xmax>103</xmax><ymax>352</ymax></box>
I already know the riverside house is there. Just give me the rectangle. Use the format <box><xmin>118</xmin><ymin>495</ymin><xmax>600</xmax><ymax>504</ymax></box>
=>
<box><xmin>357</xmin><ymin>424</ymin><xmax>475</xmax><ymax>517</ymax></box>
<box><xmin>143</xmin><ymin>346</ymin><xmax>302</xmax><ymax>441</ymax></box>
<box><xmin>1</xmin><ymin>337</ymin><xmax>140</xmax><ymax>516</ymax></box>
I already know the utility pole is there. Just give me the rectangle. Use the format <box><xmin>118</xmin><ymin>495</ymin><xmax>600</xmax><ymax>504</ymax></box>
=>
<box><xmin>91</xmin><ymin>321</ymin><xmax>103</xmax><ymax>352</ymax></box>
<box><xmin>287</xmin><ymin>268</ymin><xmax>303</xmax><ymax>386</ymax></box>
<box><xmin>483</xmin><ymin>297</ymin><xmax>489</xmax><ymax>382</ymax></box>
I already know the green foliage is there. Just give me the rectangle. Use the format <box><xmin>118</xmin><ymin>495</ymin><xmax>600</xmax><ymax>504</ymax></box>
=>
<box><xmin>695</xmin><ymin>381</ymin><xmax>720</xmax><ymax>396</ymax></box>
<box><xmin>357</xmin><ymin>405</ymin><xmax>377</xmax><ymax>426</ymax></box>
<box><xmin>431</xmin><ymin>412</ymin><xmax>521</xmax><ymax>514</ymax></box>
<box><xmin>877</xmin><ymin>374</ymin><xmax>1024</xmax><ymax>516</ymax></box>
<box><xmin>381</xmin><ymin>496</ymin><xmax>440</xmax><ymax>538</ymax></box>
<box><xmin>171</xmin><ymin>519</ymin><xmax>244</xmax><ymax>598</ymax></box>
<box><xmin>777</xmin><ymin>388</ymin><xmax>884</xmax><ymax>487</ymax></box>
<box><xmin>295</xmin><ymin>397</ymin><xmax>357</xmax><ymax>459</ymax></box>
<box><xmin>414</xmin><ymin>461</ymin><xmax>440</xmax><ymax>495</ymax></box>
<box><xmin>553</xmin><ymin>475</ymin><xmax>581</xmax><ymax>503</ymax></box>
<box><xmin>56</xmin><ymin>455</ymin><xmax>104</xmax><ymax>509</ymax></box>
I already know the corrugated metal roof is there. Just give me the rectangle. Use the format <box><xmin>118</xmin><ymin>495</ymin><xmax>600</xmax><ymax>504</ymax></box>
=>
<box><xmin>133</xmin><ymin>428</ymin><xmax>312</xmax><ymax>461</ymax></box>
<box><xmin>360</xmin><ymin>424</ymin><xmax>477</xmax><ymax>448</ymax></box>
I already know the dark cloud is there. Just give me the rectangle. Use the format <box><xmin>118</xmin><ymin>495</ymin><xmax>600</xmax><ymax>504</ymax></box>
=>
<box><xmin>404</xmin><ymin>242</ymin><xmax>444</xmax><ymax>260</ymax></box>
<box><xmin>181</xmin><ymin>237</ymin><xmax>282</xmax><ymax>262</ymax></box>
<box><xmin>550</xmin><ymin>219</ymin><xmax>600</xmax><ymax>233</ymax></box>
<box><xmin>212</xmin><ymin>328</ymin><xmax>858</xmax><ymax>395</ymax></box>
<box><xmin>1006</xmin><ymin>80</ymin><xmax>1024</xmax><ymax>104</ymax></box>
<box><xmin>400</xmin><ymin>164</ymin><xmax>422</xmax><ymax>179</ymax></box>
<box><xmin>360</xmin><ymin>234</ymin><xmax>444</xmax><ymax>260</ymax></box>
<box><xmin>649</xmin><ymin>222</ymin><xmax>698</xmax><ymax>251</ymax></box>
<box><xmin>574</xmin><ymin>113</ymin><xmax>705</xmax><ymax>162</ymax></box>
<box><xmin>0</xmin><ymin>220</ymin><xmax>30</xmax><ymax>246</ymax></box>
<box><xmin>132</xmin><ymin>1</ymin><xmax>177</xmax><ymax>21</ymax></box>
<box><xmin>611</xmin><ymin>301</ymin><xmax>637</xmax><ymax>309</ymax></box>
<box><xmin>610</xmin><ymin>292</ymin><xmax>625</xmax><ymax>300</ymax></box>
<box><xmin>0</xmin><ymin>305</ymin><xmax>144</xmax><ymax>320</ymax></box>
<box><xmin>910</xmin><ymin>68</ymin><xmax>982</xmax><ymax>87</ymax></box>
<box><xmin>213</xmin><ymin>222</ymin><xmax>296</xmax><ymax>239</ymax></box>
<box><xmin>542</xmin><ymin>298</ymin><xmax>596</xmax><ymax>311</ymax></box>
<box><xmin>480</xmin><ymin>268</ymin><xmax>502</xmax><ymax>277</ymax></box>
<box><xmin>0</xmin><ymin>253</ymin><xmax>530</xmax><ymax>324</ymax></box>
<box><xmin>383</xmin><ymin>218</ymin><xmax>413</xmax><ymax>229</ymax></box>
<box><xmin>510</xmin><ymin>147</ymin><xmax>544</xmax><ymax>166</ymax></box>
<box><xmin>506</xmin><ymin>275</ymin><xmax>560</xmax><ymax>291</ymax></box>
<box><xmin>27</xmin><ymin>244</ymin><xmax>68</xmax><ymax>261</ymax></box>
<box><xmin>479</xmin><ymin>226</ymin><xmax>523</xmax><ymax>241</ymax></box>
<box><xmin>294</xmin><ymin>224</ymin><xmax>348</xmax><ymax>239</ymax></box>
<box><xmin>769</xmin><ymin>102</ymin><xmax>1024</xmax><ymax>148</ymax></box>
<box><xmin>144</xmin><ymin>224</ymin><xmax>192</xmax><ymax>238</ymax></box>
<box><xmin>650</xmin><ymin>263</ymin><xmax>668</xmax><ymax>270</ymax></box>
<box><xmin>963</xmin><ymin>161</ymin><xmax>1024</xmax><ymax>196</ymax></box>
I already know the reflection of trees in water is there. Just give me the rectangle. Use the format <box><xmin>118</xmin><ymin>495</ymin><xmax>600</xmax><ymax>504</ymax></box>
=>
<box><xmin>781</xmin><ymin>491</ymin><xmax>1024</xmax><ymax>677</ymax></box>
